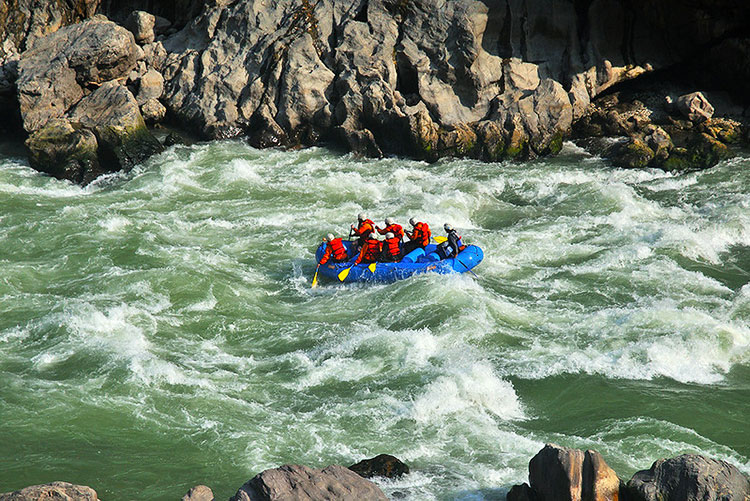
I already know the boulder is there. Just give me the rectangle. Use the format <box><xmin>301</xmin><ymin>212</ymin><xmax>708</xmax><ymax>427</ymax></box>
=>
<box><xmin>0</xmin><ymin>481</ymin><xmax>99</xmax><ymax>501</ymax></box>
<box><xmin>16</xmin><ymin>18</ymin><xmax>138</xmax><ymax>133</ymax></box>
<box><xmin>510</xmin><ymin>444</ymin><xmax>622</xmax><ymax>501</ymax></box>
<box><xmin>625</xmin><ymin>454</ymin><xmax>750</xmax><ymax>501</ymax></box>
<box><xmin>608</xmin><ymin>138</ymin><xmax>655</xmax><ymax>169</ymax></box>
<box><xmin>677</xmin><ymin>92</ymin><xmax>714</xmax><ymax>123</ymax></box>
<box><xmin>25</xmin><ymin>119</ymin><xmax>101</xmax><ymax>184</ymax></box>
<box><xmin>230</xmin><ymin>464</ymin><xmax>388</xmax><ymax>501</ymax></box>
<box><xmin>348</xmin><ymin>454</ymin><xmax>409</xmax><ymax>479</ymax></box>
<box><xmin>69</xmin><ymin>81</ymin><xmax>162</xmax><ymax>171</ymax></box>
<box><xmin>141</xmin><ymin>98</ymin><xmax>167</xmax><ymax>124</ymax></box>
<box><xmin>136</xmin><ymin>68</ymin><xmax>164</xmax><ymax>104</ymax></box>
<box><xmin>182</xmin><ymin>485</ymin><xmax>214</xmax><ymax>501</ymax></box>
<box><xmin>124</xmin><ymin>11</ymin><xmax>156</xmax><ymax>45</ymax></box>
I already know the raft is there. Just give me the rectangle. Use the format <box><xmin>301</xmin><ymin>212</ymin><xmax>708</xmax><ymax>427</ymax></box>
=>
<box><xmin>314</xmin><ymin>240</ymin><xmax>483</xmax><ymax>283</ymax></box>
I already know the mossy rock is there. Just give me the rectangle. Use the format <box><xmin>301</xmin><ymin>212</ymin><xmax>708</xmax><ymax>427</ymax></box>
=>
<box><xmin>25</xmin><ymin>119</ymin><xmax>101</xmax><ymax>183</ymax></box>
<box><xmin>610</xmin><ymin>138</ymin><xmax>654</xmax><ymax>169</ymax></box>
<box><xmin>662</xmin><ymin>133</ymin><xmax>730</xmax><ymax>171</ymax></box>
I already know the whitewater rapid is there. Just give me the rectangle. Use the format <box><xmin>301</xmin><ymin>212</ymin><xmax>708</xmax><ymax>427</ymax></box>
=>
<box><xmin>1</xmin><ymin>141</ymin><xmax>749</xmax><ymax>500</ymax></box>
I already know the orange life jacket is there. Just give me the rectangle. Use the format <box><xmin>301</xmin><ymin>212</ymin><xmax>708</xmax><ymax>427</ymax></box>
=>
<box><xmin>356</xmin><ymin>237</ymin><xmax>381</xmax><ymax>264</ymax></box>
<box><xmin>411</xmin><ymin>222</ymin><xmax>431</xmax><ymax>247</ymax></box>
<box><xmin>383</xmin><ymin>236</ymin><xmax>401</xmax><ymax>259</ymax></box>
<box><xmin>320</xmin><ymin>238</ymin><xmax>348</xmax><ymax>264</ymax></box>
<box><xmin>377</xmin><ymin>223</ymin><xmax>404</xmax><ymax>239</ymax></box>
<box><xmin>354</xmin><ymin>219</ymin><xmax>375</xmax><ymax>237</ymax></box>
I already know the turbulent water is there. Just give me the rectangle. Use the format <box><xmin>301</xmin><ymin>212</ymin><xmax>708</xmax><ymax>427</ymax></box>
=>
<box><xmin>1</xmin><ymin>140</ymin><xmax>749</xmax><ymax>500</ymax></box>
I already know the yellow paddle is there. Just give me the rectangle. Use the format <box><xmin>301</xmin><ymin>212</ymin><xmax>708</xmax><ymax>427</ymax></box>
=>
<box><xmin>433</xmin><ymin>236</ymin><xmax>447</xmax><ymax>243</ymax></box>
<box><xmin>368</xmin><ymin>263</ymin><xmax>377</xmax><ymax>272</ymax></box>
<box><xmin>311</xmin><ymin>264</ymin><xmax>320</xmax><ymax>288</ymax></box>
<box><xmin>338</xmin><ymin>267</ymin><xmax>351</xmax><ymax>282</ymax></box>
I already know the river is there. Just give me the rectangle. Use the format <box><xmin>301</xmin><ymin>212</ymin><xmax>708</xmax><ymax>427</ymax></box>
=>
<box><xmin>1</xmin><ymin>140</ymin><xmax>749</xmax><ymax>500</ymax></box>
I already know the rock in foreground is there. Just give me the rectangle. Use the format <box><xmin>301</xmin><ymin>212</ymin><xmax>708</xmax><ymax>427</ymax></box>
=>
<box><xmin>230</xmin><ymin>464</ymin><xmax>388</xmax><ymax>501</ymax></box>
<box><xmin>0</xmin><ymin>482</ymin><xmax>99</xmax><ymax>501</ymax></box>
<box><xmin>625</xmin><ymin>454</ymin><xmax>750</xmax><ymax>501</ymax></box>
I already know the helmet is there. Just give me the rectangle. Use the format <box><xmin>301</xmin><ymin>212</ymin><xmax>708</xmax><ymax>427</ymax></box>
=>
<box><xmin>409</xmin><ymin>217</ymin><xmax>416</xmax><ymax>226</ymax></box>
<box><xmin>369</xmin><ymin>232</ymin><xmax>378</xmax><ymax>239</ymax></box>
<box><xmin>385</xmin><ymin>232</ymin><xmax>394</xmax><ymax>239</ymax></box>
<box><xmin>385</xmin><ymin>217</ymin><xmax>394</xmax><ymax>225</ymax></box>
<box><xmin>326</xmin><ymin>233</ymin><xmax>335</xmax><ymax>242</ymax></box>
<box><xmin>358</xmin><ymin>212</ymin><xmax>366</xmax><ymax>222</ymax></box>
<box><xmin>444</xmin><ymin>223</ymin><xmax>453</xmax><ymax>232</ymax></box>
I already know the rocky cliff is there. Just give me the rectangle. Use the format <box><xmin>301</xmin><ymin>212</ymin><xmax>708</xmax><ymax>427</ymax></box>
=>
<box><xmin>1</xmin><ymin>0</ymin><xmax>749</xmax><ymax>182</ymax></box>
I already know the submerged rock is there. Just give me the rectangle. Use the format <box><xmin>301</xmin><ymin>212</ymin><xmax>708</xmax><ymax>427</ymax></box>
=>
<box><xmin>349</xmin><ymin>454</ymin><xmax>409</xmax><ymax>479</ymax></box>
<box><xmin>625</xmin><ymin>454</ymin><xmax>750</xmax><ymax>501</ymax></box>
<box><xmin>230</xmin><ymin>464</ymin><xmax>388</xmax><ymax>501</ymax></box>
<box><xmin>182</xmin><ymin>485</ymin><xmax>214</xmax><ymax>501</ymax></box>
<box><xmin>0</xmin><ymin>481</ymin><xmax>99</xmax><ymax>501</ymax></box>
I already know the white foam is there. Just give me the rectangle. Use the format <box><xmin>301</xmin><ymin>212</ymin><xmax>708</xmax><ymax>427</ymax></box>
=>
<box><xmin>411</xmin><ymin>362</ymin><xmax>524</xmax><ymax>423</ymax></box>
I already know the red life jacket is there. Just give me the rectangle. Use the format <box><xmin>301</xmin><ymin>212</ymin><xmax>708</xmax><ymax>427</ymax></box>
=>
<box><xmin>412</xmin><ymin>222</ymin><xmax>431</xmax><ymax>247</ymax></box>
<box><xmin>384</xmin><ymin>236</ymin><xmax>401</xmax><ymax>259</ymax></box>
<box><xmin>320</xmin><ymin>238</ymin><xmax>347</xmax><ymax>264</ymax></box>
<box><xmin>378</xmin><ymin>223</ymin><xmax>404</xmax><ymax>239</ymax></box>
<box><xmin>356</xmin><ymin>238</ymin><xmax>381</xmax><ymax>264</ymax></box>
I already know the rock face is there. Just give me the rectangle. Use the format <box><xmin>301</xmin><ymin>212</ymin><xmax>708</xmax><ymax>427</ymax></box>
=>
<box><xmin>230</xmin><ymin>464</ymin><xmax>388</xmax><ymax>501</ymax></box>
<box><xmin>348</xmin><ymin>454</ymin><xmax>410</xmax><ymax>479</ymax></box>
<box><xmin>508</xmin><ymin>443</ymin><xmax>622</xmax><ymax>501</ymax></box>
<box><xmin>0</xmin><ymin>481</ymin><xmax>99</xmax><ymax>501</ymax></box>
<box><xmin>625</xmin><ymin>455</ymin><xmax>750</xmax><ymax>501</ymax></box>
<box><xmin>16</xmin><ymin>18</ymin><xmax>138</xmax><ymax>133</ymax></box>
<box><xmin>0</xmin><ymin>0</ymin><xmax>100</xmax><ymax>58</ymax></box>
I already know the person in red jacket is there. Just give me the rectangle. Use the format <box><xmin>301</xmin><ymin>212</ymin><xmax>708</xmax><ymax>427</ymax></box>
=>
<box><xmin>351</xmin><ymin>213</ymin><xmax>375</xmax><ymax>249</ymax></box>
<box><xmin>380</xmin><ymin>232</ymin><xmax>402</xmax><ymax>262</ymax></box>
<box><xmin>376</xmin><ymin>217</ymin><xmax>405</xmax><ymax>240</ymax></box>
<box><xmin>354</xmin><ymin>232</ymin><xmax>381</xmax><ymax>265</ymax></box>
<box><xmin>318</xmin><ymin>233</ymin><xmax>348</xmax><ymax>265</ymax></box>
<box><xmin>403</xmin><ymin>217</ymin><xmax>431</xmax><ymax>254</ymax></box>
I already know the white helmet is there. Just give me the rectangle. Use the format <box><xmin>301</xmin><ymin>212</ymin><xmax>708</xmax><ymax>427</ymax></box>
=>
<box><xmin>444</xmin><ymin>223</ymin><xmax>453</xmax><ymax>231</ymax></box>
<box><xmin>369</xmin><ymin>232</ymin><xmax>378</xmax><ymax>239</ymax></box>
<box><xmin>358</xmin><ymin>213</ymin><xmax>366</xmax><ymax>222</ymax></box>
<box><xmin>385</xmin><ymin>232</ymin><xmax>394</xmax><ymax>239</ymax></box>
<box><xmin>326</xmin><ymin>233</ymin><xmax>335</xmax><ymax>242</ymax></box>
<box><xmin>409</xmin><ymin>217</ymin><xmax>416</xmax><ymax>226</ymax></box>
<box><xmin>385</xmin><ymin>217</ymin><xmax>394</xmax><ymax>225</ymax></box>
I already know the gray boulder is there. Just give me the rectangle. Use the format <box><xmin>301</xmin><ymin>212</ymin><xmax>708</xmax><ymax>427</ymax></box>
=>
<box><xmin>230</xmin><ymin>464</ymin><xmax>388</xmax><ymax>501</ymax></box>
<box><xmin>16</xmin><ymin>18</ymin><xmax>138</xmax><ymax>133</ymax></box>
<box><xmin>136</xmin><ymin>68</ymin><xmax>164</xmax><ymax>104</ymax></box>
<box><xmin>124</xmin><ymin>11</ymin><xmax>156</xmax><ymax>45</ymax></box>
<box><xmin>626</xmin><ymin>454</ymin><xmax>750</xmax><ymax>501</ymax></box>
<box><xmin>69</xmin><ymin>81</ymin><xmax>162</xmax><ymax>171</ymax></box>
<box><xmin>0</xmin><ymin>481</ymin><xmax>99</xmax><ymax>501</ymax></box>
<box><xmin>141</xmin><ymin>98</ymin><xmax>167</xmax><ymax>124</ymax></box>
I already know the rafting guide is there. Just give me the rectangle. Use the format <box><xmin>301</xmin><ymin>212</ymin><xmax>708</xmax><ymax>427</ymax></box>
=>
<box><xmin>312</xmin><ymin>214</ymin><xmax>483</xmax><ymax>286</ymax></box>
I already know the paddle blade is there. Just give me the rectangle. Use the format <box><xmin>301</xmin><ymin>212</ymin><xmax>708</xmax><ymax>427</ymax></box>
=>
<box><xmin>368</xmin><ymin>263</ymin><xmax>377</xmax><ymax>273</ymax></box>
<box><xmin>433</xmin><ymin>236</ymin><xmax>447</xmax><ymax>243</ymax></box>
<box><xmin>338</xmin><ymin>267</ymin><xmax>351</xmax><ymax>282</ymax></box>
<box><xmin>311</xmin><ymin>267</ymin><xmax>319</xmax><ymax>288</ymax></box>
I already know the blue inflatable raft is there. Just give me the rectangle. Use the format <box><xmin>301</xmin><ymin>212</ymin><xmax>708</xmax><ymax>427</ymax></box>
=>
<box><xmin>314</xmin><ymin>240</ymin><xmax>483</xmax><ymax>284</ymax></box>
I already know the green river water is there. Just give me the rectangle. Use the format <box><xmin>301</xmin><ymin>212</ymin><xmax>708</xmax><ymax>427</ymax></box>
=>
<box><xmin>1</xmin><ymin>140</ymin><xmax>749</xmax><ymax>500</ymax></box>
